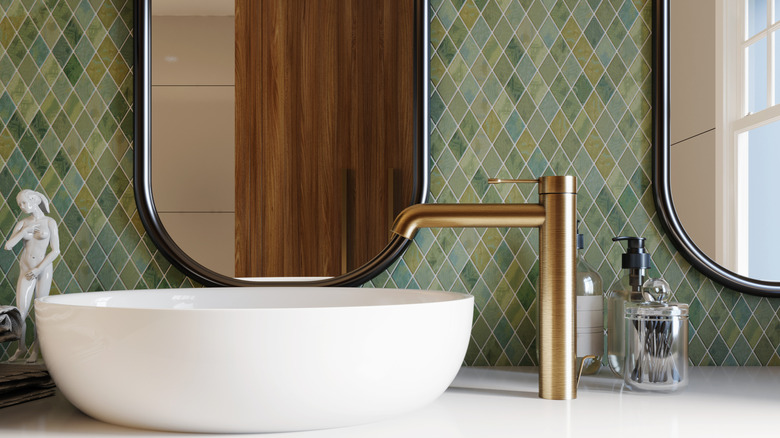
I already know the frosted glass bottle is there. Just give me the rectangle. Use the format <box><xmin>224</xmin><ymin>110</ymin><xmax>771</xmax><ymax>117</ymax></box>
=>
<box><xmin>576</xmin><ymin>232</ymin><xmax>603</xmax><ymax>375</ymax></box>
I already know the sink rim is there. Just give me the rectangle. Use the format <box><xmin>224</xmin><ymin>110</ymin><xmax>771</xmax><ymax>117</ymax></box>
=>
<box><xmin>36</xmin><ymin>287</ymin><xmax>473</xmax><ymax>311</ymax></box>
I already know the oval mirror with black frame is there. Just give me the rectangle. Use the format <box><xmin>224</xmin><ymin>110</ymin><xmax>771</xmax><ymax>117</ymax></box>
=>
<box><xmin>655</xmin><ymin>0</ymin><xmax>780</xmax><ymax>297</ymax></box>
<box><xmin>133</xmin><ymin>0</ymin><xmax>429</xmax><ymax>287</ymax></box>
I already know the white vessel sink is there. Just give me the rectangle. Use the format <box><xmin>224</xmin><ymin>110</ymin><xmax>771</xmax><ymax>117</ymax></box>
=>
<box><xmin>35</xmin><ymin>287</ymin><xmax>473</xmax><ymax>433</ymax></box>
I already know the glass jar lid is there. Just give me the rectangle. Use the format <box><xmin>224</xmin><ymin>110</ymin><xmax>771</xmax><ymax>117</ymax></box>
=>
<box><xmin>625</xmin><ymin>301</ymin><xmax>689</xmax><ymax>318</ymax></box>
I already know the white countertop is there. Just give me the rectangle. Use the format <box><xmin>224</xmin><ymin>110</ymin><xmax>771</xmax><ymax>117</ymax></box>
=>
<box><xmin>1</xmin><ymin>366</ymin><xmax>778</xmax><ymax>437</ymax></box>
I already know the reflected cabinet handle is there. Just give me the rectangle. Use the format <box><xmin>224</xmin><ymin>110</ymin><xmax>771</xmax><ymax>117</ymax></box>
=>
<box><xmin>388</xmin><ymin>168</ymin><xmax>396</xmax><ymax>238</ymax></box>
<box><xmin>340</xmin><ymin>168</ymin><xmax>399</xmax><ymax>275</ymax></box>
<box><xmin>341</xmin><ymin>169</ymin><xmax>349</xmax><ymax>276</ymax></box>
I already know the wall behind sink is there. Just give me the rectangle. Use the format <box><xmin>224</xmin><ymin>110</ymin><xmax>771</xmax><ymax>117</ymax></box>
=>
<box><xmin>0</xmin><ymin>0</ymin><xmax>779</xmax><ymax>365</ymax></box>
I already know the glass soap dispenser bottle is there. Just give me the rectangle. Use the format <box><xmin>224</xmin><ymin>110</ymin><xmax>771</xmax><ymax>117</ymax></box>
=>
<box><xmin>605</xmin><ymin>236</ymin><xmax>652</xmax><ymax>376</ymax></box>
<box><xmin>575</xmin><ymin>225</ymin><xmax>603</xmax><ymax>375</ymax></box>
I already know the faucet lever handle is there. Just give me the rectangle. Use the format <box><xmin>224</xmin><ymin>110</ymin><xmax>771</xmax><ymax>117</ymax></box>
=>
<box><xmin>487</xmin><ymin>178</ymin><xmax>539</xmax><ymax>184</ymax></box>
<box><xmin>576</xmin><ymin>355</ymin><xmax>598</xmax><ymax>389</ymax></box>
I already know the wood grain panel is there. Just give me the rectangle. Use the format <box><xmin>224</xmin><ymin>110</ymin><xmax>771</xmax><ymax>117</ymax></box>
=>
<box><xmin>234</xmin><ymin>0</ymin><xmax>260</xmax><ymax>276</ymax></box>
<box><xmin>236</xmin><ymin>0</ymin><xmax>415</xmax><ymax>277</ymax></box>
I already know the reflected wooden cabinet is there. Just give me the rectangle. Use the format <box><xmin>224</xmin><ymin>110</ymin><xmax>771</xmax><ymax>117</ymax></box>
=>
<box><xmin>235</xmin><ymin>0</ymin><xmax>415</xmax><ymax>277</ymax></box>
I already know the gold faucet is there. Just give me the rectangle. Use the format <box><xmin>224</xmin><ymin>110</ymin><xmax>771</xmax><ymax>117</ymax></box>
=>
<box><xmin>391</xmin><ymin>175</ymin><xmax>578</xmax><ymax>400</ymax></box>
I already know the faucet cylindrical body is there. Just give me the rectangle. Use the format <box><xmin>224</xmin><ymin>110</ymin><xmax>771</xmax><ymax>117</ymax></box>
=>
<box><xmin>538</xmin><ymin>176</ymin><xmax>577</xmax><ymax>400</ymax></box>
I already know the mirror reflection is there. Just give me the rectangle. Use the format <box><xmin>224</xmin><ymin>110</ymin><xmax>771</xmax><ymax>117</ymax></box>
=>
<box><xmin>670</xmin><ymin>0</ymin><xmax>780</xmax><ymax>281</ymax></box>
<box><xmin>149</xmin><ymin>0</ymin><xmax>416</xmax><ymax>279</ymax></box>
<box><xmin>151</xmin><ymin>0</ymin><xmax>235</xmax><ymax>276</ymax></box>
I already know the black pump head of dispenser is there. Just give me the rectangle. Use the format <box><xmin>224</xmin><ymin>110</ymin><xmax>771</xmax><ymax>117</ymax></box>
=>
<box><xmin>576</xmin><ymin>220</ymin><xmax>584</xmax><ymax>250</ymax></box>
<box><xmin>612</xmin><ymin>236</ymin><xmax>652</xmax><ymax>270</ymax></box>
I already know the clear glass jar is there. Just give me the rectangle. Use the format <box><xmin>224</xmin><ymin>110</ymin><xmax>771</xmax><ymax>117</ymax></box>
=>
<box><xmin>624</xmin><ymin>302</ymin><xmax>689</xmax><ymax>391</ymax></box>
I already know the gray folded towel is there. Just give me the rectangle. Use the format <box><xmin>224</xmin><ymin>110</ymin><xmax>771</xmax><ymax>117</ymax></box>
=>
<box><xmin>0</xmin><ymin>306</ymin><xmax>22</xmax><ymax>343</ymax></box>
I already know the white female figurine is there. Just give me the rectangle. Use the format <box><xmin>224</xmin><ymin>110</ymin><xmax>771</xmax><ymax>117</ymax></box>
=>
<box><xmin>4</xmin><ymin>190</ymin><xmax>60</xmax><ymax>362</ymax></box>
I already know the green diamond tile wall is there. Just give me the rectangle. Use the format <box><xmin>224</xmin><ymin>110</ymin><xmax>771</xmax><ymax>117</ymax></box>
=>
<box><xmin>366</xmin><ymin>0</ymin><xmax>780</xmax><ymax>367</ymax></box>
<box><xmin>0</xmin><ymin>0</ymin><xmax>778</xmax><ymax>365</ymax></box>
<box><xmin>0</xmin><ymin>0</ymin><xmax>197</xmax><ymax>360</ymax></box>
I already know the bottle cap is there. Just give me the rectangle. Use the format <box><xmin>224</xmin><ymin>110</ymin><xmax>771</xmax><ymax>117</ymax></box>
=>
<box><xmin>613</xmin><ymin>236</ymin><xmax>651</xmax><ymax>269</ymax></box>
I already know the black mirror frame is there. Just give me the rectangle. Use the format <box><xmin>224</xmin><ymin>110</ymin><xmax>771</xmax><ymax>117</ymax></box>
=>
<box><xmin>653</xmin><ymin>0</ymin><xmax>780</xmax><ymax>297</ymax></box>
<box><xmin>132</xmin><ymin>0</ymin><xmax>430</xmax><ymax>287</ymax></box>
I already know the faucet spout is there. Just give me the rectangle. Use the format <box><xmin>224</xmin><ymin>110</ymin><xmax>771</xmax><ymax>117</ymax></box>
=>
<box><xmin>391</xmin><ymin>204</ymin><xmax>545</xmax><ymax>239</ymax></box>
<box><xmin>390</xmin><ymin>176</ymin><xmax>578</xmax><ymax>400</ymax></box>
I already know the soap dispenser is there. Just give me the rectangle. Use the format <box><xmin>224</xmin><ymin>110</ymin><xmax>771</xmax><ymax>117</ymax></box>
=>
<box><xmin>575</xmin><ymin>224</ymin><xmax>603</xmax><ymax>375</ymax></box>
<box><xmin>605</xmin><ymin>236</ymin><xmax>652</xmax><ymax>376</ymax></box>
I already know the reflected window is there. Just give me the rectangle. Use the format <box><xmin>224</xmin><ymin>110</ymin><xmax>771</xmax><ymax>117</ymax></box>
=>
<box><xmin>747</xmin><ymin>0</ymin><xmax>768</xmax><ymax>38</ymax></box>
<box><xmin>743</xmin><ymin>0</ymin><xmax>777</xmax><ymax>112</ymax></box>
<box><xmin>746</xmin><ymin>37</ymin><xmax>767</xmax><ymax>113</ymax></box>
<box><xmin>740</xmin><ymin>122</ymin><xmax>780</xmax><ymax>279</ymax></box>
<box><xmin>722</xmin><ymin>0</ymin><xmax>780</xmax><ymax>279</ymax></box>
